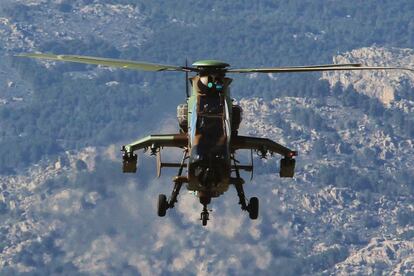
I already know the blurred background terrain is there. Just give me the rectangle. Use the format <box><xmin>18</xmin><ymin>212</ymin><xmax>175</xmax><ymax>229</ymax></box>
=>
<box><xmin>0</xmin><ymin>0</ymin><xmax>413</xmax><ymax>274</ymax></box>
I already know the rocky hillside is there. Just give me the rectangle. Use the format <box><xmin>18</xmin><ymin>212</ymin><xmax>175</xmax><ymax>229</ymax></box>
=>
<box><xmin>239</xmin><ymin>97</ymin><xmax>414</xmax><ymax>275</ymax></box>
<box><xmin>0</xmin><ymin>1</ymin><xmax>149</xmax><ymax>52</ymax></box>
<box><xmin>0</xmin><ymin>1</ymin><xmax>151</xmax><ymax>108</ymax></box>
<box><xmin>322</xmin><ymin>47</ymin><xmax>414</xmax><ymax>104</ymax></box>
<box><xmin>0</xmin><ymin>93</ymin><xmax>413</xmax><ymax>274</ymax></box>
<box><xmin>1</xmin><ymin>0</ymin><xmax>414</xmax><ymax>274</ymax></box>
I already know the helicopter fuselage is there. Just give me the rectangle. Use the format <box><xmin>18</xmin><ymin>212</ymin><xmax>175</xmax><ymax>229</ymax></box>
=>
<box><xmin>185</xmin><ymin>74</ymin><xmax>234</xmax><ymax>198</ymax></box>
<box><xmin>120</xmin><ymin>61</ymin><xmax>297</xmax><ymax>225</ymax></box>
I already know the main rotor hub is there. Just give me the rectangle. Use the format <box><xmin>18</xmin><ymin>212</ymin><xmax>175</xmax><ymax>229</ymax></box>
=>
<box><xmin>192</xmin><ymin>60</ymin><xmax>230</xmax><ymax>68</ymax></box>
<box><xmin>192</xmin><ymin>60</ymin><xmax>230</xmax><ymax>75</ymax></box>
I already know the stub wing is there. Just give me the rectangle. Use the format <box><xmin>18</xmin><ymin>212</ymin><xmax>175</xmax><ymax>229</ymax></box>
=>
<box><xmin>231</xmin><ymin>135</ymin><xmax>296</xmax><ymax>157</ymax></box>
<box><xmin>231</xmin><ymin>135</ymin><xmax>297</xmax><ymax>178</ymax></box>
<box><xmin>122</xmin><ymin>134</ymin><xmax>188</xmax><ymax>173</ymax></box>
<box><xmin>123</xmin><ymin>133</ymin><xmax>188</xmax><ymax>153</ymax></box>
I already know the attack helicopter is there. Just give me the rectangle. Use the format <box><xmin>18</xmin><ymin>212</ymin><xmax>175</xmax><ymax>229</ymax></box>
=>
<box><xmin>18</xmin><ymin>53</ymin><xmax>414</xmax><ymax>225</ymax></box>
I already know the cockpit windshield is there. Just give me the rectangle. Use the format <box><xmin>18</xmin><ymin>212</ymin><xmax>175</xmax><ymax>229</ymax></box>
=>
<box><xmin>194</xmin><ymin>94</ymin><xmax>226</xmax><ymax>148</ymax></box>
<box><xmin>198</xmin><ymin>95</ymin><xmax>223</xmax><ymax>115</ymax></box>
<box><xmin>189</xmin><ymin>74</ymin><xmax>230</xmax><ymax>154</ymax></box>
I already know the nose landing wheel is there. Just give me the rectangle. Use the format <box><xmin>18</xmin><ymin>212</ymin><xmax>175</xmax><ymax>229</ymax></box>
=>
<box><xmin>200</xmin><ymin>205</ymin><xmax>209</xmax><ymax>226</ymax></box>
<box><xmin>199</xmin><ymin>196</ymin><xmax>211</xmax><ymax>226</ymax></box>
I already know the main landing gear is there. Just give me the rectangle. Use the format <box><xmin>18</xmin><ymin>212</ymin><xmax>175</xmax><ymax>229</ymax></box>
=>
<box><xmin>157</xmin><ymin>178</ymin><xmax>213</xmax><ymax>226</ymax></box>
<box><xmin>157</xmin><ymin>175</ymin><xmax>186</xmax><ymax>217</ymax></box>
<box><xmin>155</xmin><ymin>148</ymin><xmax>214</xmax><ymax>227</ymax></box>
<box><xmin>157</xmin><ymin>150</ymin><xmax>187</xmax><ymax>218</ymax></box>
<box><xmin>234</xmin><ymin>181</ymin><xmax>259</xmax><ymax>220</ymax></box>
<box><xmin>157</xmin><ymin>194</ymin><xmax>168</xmax><ymax>217</ymax></box>
<box><xmin>231</xmin><ymin>154</ymin><xmax>259</xmax><ymax>220</ymax></box>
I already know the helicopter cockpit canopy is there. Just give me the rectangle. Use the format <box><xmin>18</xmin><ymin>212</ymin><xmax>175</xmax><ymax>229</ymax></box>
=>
<box><xmin>198</xmin><ymin>95</ymin><xmax>223</xmax><ymax>114</ymax></box>
<box><xmin>189</xmin><ymin>75</ymin><xmax>228</xmax><ymax>158</ymax></box>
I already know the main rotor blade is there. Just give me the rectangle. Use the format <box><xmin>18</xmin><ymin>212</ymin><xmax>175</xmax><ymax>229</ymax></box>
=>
<box><xmin>227</xmin><ymin>65</ymin><xmax>414</xmax><ymax>73</ymax></box>
<box><xmin>226</xmin><ymin>63</ymin><xmax>361</xmax><ymax>73</ymax></box>
<box><xmin>275</xmin><ymin>63</ymin><xmax>363</xmax><ymax>68</ymax></box>
<box><xmin>16</xmin><ymin>53</ymin><xmax>197</xmax><ymax>72</ymax></box>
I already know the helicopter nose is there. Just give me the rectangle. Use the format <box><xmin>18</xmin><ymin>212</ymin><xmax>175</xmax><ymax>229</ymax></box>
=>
<box><xmin>189</xmin><ymin>152</ymin><xmax>227</xmax><ymax>186</ymax></box>
<box><xmin>188</xmin><ymin>144</ymin><xmax>230</xmax><ymax>187</ymax></box>
<box><xmin>191</xmin><ymin>160</ymin><xmax>226</xmax><ymax>187</ymax></box>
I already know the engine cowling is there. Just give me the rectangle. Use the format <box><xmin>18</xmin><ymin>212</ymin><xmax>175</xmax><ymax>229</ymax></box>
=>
<box><xmin>231</xmin><ymin>104</ymin><xmax>243</xmax><ymax>133</ymax></box>
<box><xmin>177</xmin><ymin>103</ymin><xmax>188</xmax><ymax>132</ymax></box>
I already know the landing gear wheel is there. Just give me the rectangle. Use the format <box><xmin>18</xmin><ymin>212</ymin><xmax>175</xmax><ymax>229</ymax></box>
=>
<box><xmin>157</xmin><ymin>194</ymin><xmax>168</xmax><ymax>217</ymax></box>
<box><xmin>201</xmin><ymin>212</ymin><xmax>209</xmax><ymax>226</ymax></box>
<box><xmin>247</xmin><ymin>197</ymin><xmax>259</xmax><ymax>220</ymax></box>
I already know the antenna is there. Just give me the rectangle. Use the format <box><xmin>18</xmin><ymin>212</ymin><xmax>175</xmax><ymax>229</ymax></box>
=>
<box><xmin>185</xmin><ymin>59</ymin><xmax>190</xmax><ymax>98</ymax></box>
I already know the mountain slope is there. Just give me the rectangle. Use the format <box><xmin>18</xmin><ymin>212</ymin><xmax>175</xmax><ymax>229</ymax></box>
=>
<box><xmin>0</xmin><ymin>0</ymin><xmax>414</xmax><ymax>275</ymax></box>
<box><xmin>1</xmin><ymin>93</ymin><xmax>413</xmax><ymax>274</ymax></box>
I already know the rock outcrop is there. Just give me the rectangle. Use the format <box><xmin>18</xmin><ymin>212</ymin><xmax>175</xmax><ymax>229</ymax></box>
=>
<box><xmin>322</xmin><ymin>47</ymin><xmax>414</xmax><ymax>104</ymax></box>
